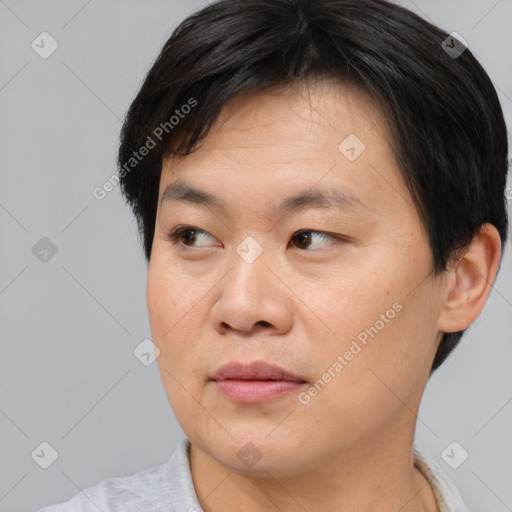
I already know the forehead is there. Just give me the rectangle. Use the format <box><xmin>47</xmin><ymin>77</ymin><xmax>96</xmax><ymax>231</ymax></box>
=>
<box><xmin>158</xmin><ymin>79</ymin><xmax>408</xmax><ymax>220</ymax></box>
<box><xmin>196</xmin><ymin>79</ymin><xmax>389</xmax><ymax>152</ymax></box>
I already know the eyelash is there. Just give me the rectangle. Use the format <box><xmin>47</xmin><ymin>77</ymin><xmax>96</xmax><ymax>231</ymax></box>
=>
<box><xmin>166</xmin><ymin>225</ymin><xmax>345</xmax><ymax>250</ymax></box>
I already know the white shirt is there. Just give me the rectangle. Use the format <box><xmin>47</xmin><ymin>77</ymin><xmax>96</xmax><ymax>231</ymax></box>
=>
<box><xmin>38</xmin><ymin>439</ymin><xmax>470</xmax><ymax>511</ymax></box>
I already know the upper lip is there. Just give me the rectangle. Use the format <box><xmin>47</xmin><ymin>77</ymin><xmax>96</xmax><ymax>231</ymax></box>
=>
<box><xmin>211</xmin><ymin>360</ymin><xmax>306</xmax><ymax>382</ymax></box>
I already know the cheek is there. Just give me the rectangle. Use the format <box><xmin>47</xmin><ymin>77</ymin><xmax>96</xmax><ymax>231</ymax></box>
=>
<box><xmin>147</xmin><ymin>261</ymin><xmax>188</xmax><ymax>377</ymax></box>
<box><xmin>313</xmin><ymin>269</ymin><xmax>438</xmax><ymax>408</ymax></box>
<box><xmin>148</xmin><ymin>264</ymin><xmax>207</xmax><ymax>425</ymax></box>
<box><xmin>302</xmin><ymin>312</ymin><xmax>433</xmax><ymax>447</ymax></box>
<box><xmin>146</xmin><ymin>255</ymin><xmax>198</xmax><ymax>333</ymax></box>
<box><xmin>147</xmin><ymin>257</ymin><xmax>211</xmax><ymax>369</ymax></box>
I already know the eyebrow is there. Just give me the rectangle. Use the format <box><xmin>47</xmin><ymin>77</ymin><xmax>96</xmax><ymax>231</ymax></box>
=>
<box><xmin>160</xmin><ymin>182</ymin><xmax>369</xmax><ymax>216</ymax></box>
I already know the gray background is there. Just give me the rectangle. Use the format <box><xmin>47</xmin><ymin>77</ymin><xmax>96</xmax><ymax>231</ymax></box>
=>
<box><xmin>0</xmin><ymin>1</ymin><xmax>510</xmax><ymax>511</ymax></box>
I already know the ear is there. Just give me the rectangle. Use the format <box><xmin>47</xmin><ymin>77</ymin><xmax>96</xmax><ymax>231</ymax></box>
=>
<box><xmin>437</xmin><ymin>223</ymin><xmax>502</xmax><ymax>334</ymax></box>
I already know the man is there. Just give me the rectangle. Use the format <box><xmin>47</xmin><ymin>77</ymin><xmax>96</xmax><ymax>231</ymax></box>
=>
<box><xmin>40</xmin><ymin>0</ymin><xmax>509</xmax><ymax>510</ymax></box>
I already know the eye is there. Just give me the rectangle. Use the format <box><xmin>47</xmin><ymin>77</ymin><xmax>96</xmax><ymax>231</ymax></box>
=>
<box><xmin>166</xmin><ymin>226</ymin><xmax>341</xmax><ymax>251</ymax></box>
<box><xmin>290</xmin><ymin>230</ymin><xmax>337</xmax><ymax>251</ymax></box>
<box><xmin>166</xmin><ymin>225</ymin><xmax>218</xmax><ymax>247</ymax></box>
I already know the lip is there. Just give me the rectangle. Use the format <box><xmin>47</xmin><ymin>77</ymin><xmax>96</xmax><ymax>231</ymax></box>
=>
<box><xmin>212</xmin><ymin>360</ymin><xmax>306</xmax><ymax>382</ymax></box>
<box><xmin>210</xmin><ymin>360</ymin><xmax>307</xmax><ymax>403</ymax></box>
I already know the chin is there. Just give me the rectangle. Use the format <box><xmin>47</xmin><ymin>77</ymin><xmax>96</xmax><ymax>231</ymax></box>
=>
<box><xmin>198</xmin><ymin>433</ymin><xmax>315</xmax><ymax>478</ymax></box>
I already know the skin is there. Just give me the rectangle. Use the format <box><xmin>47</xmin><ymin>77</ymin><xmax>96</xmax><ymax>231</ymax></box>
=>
<box><xmin>146</xmin><ymin>79</ymin><xmax>502</xmax><ymax>511</ymax></box>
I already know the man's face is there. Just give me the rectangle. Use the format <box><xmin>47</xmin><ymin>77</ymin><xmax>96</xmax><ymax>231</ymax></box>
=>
<box><xmin>147</xmin><ymin>80</ymin><xmax>447</xmax><ymax>476</ymax></box>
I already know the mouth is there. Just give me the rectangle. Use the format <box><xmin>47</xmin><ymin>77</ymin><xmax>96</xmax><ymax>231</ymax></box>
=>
<box><xmin>210</xmin><ymin>360</ymin><xmax>308</xmax><ymax>403</ymax></box>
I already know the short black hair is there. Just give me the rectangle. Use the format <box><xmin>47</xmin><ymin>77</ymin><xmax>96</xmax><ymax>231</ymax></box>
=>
<box><xmin>117</xmin><ymin>0</ymin><xmax>509</xmax><ymax>373</ymax></box>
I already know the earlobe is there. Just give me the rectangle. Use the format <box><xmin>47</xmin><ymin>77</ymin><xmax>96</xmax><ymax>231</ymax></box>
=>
<box><xmin>437</xmin><ymin>223</ymin><xmax>502</xmax><ymax>334</ymax></box>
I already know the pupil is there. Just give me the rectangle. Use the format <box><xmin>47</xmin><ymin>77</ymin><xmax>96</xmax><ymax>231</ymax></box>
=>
<box><xmin>183</xmin><ymin>229</ymin><xmax>196</xmax><ymax>243</ymax></box>
<box><xmin>296</xmin><ymin>232</ymin><xmax>311</xmax><ymax>248</ymax></box>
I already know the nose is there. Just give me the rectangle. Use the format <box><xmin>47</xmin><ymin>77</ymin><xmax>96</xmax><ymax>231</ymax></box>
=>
<box><xmin>209</xmin><ymin>241</ymin><xmax>293</xmax><ymax>335</ymax></box>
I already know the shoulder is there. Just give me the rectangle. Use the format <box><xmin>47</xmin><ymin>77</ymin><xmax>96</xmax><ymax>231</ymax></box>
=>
<box><xmin>413</xmin><ymin>446</ymin><xmax>471</xmax><ymax>512</ymax></box>
<box><xmin>37</xmin><ymin>439</ymin><xmax>198</xmax><ymax>512</ymax></box>
<box><xmin>38</xmin><ymin>460</ymin><xmax>170</xmax><ymax>512</ymax></box>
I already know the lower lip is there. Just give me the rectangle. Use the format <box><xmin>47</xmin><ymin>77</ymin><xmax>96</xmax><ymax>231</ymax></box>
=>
<box><xmin>213</xmin><ymin>380</ymin><xmax>306</xmax><ymax>403</ymax></box>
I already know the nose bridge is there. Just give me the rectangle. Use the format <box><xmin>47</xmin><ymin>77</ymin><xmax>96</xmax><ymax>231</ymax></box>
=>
<box><xmin>228</xmin><ymin>234</ymin><xmax>272</xmax><ymax>296</ymax></box>
<box><xmin>235</xmin><ymin>234</ymin><xmax>267</xmax><ymax>267</ymax></box>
